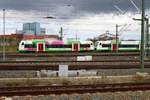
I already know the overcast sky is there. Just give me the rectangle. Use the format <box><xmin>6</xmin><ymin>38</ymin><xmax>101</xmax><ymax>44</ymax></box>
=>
<box><xmin>0</xmin><ymin>0</ymin><xmax>150</xmax><ymax>40</ymax></box>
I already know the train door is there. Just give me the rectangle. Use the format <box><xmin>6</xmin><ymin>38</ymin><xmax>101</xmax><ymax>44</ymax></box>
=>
<box><xmin>72</xmin><ymin>43</ymin><xmax>79</xmax><ymax>52</ymax></box>
<box><xmin>112</xmin><ymin>44</ymin><xmax>117</xmax><ymax>52</ymax></box>
<box><xmin>38</xmin><ymin>43</ymin><xmax>44</xmax><ymax>52</ymax></box>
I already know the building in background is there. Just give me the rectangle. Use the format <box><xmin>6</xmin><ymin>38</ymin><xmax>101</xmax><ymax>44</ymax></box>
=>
<box><xmin>40</xmin><ymin>28</ymin><xmax>46</xmax><ymax>36</ymax></box>
<box><xmin>22</xmin><ymin>22</ymin><xmax>59</xmax><ymax>40</ymax></box>
<box><xmin>23</xmin><ymin>22</ymin><xmax>41</xmax><ymax>36</ymax></box>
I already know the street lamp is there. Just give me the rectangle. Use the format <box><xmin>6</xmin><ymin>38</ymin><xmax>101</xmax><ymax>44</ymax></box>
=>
<box><xmin>42</xmin><ymin>16</ymin><xmax>56</xmax><ymax>19</ymax></box>
<box><xmin>43</xmin><ymin>4</ymin><xmax>72</xmax><ymax>40</ymax></box>
<box><xmin>3</xmin><ymin>9</ymin><xmax>5</xmax><ymax>61</ymax></box>
<box><xmin>43</xmin><ymin>16</ymin><xmax>66</xmax><ymax>40</ymax></box>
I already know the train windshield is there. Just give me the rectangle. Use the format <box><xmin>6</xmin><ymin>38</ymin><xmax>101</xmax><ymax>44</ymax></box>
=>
<box><xmin>24</xmin><ymin>44</ymin><xmax>33</xmax><ymax>48</ymax></box>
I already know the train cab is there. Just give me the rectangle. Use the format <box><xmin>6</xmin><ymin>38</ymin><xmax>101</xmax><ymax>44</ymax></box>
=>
<box><xmin>18</xmin><ymin>40</ymin><xmax>34</xmax><ymax>52</ymax></box>
<box><xmin>80</xmin><ymin>41</ymin><xmax>94</xmax><ymax>51</ymax></box>
<box><xmin>95</xmin><ymin>41</ymin><xmax>111</xmax><ymax>51</ymax></box>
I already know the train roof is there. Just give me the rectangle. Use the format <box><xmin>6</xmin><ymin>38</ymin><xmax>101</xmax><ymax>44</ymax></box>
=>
<box><xmin>50</xmin><ymin>40</ymin><xmax>64</xmax><ymax>45</ymax></box>
<box><xmin>121</xmin><ymin>40</ymin><xmax>140</xmax><ymax>44</ymax></box>
<box><xmin>96</xmin><ymin>40</ymin><xmax>112</xmax><ymax>44</ymax></box>
<box><xmin>80</xmin><ymin>41</ymin><xmax>93</xmax><ymax>44</ymax></box>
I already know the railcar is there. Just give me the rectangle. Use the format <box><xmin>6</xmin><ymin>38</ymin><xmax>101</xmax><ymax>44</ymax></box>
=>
<box><xmin>118</xmin><ymin>40</ymin><xmax>140</xmax><ymax>51</ymax></box>
<box><xmin>95</xmin><ymin>40</ymin><xmax>140</xmax><ymax>52</ymax></box>
<box><xmin>18</xmin><ymin>40</ymin><xmax>36</xmax><ymax>52</ymax></box>
<box><xmin>18</xmin><ymin>39</ymin><xmax>94</xmax><ymax>52</ymax></box>
<box><xmin>18</xmin><ymin>39</ymin><xmax>140</xmax><ymax>52</ymax></box>
<box><xmin>80</xmin><ymin>41</ymin><xmax>94</xmax><ymax>51</ymax></box>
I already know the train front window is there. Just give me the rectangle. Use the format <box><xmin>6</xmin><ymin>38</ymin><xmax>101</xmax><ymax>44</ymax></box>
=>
<box><xmin>25</xmin><ymin>44</ymin><xmax>33</xmax><ymax>48</ymax></box>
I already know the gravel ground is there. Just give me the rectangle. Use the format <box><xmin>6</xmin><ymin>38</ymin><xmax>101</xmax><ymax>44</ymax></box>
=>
<box><xmin>1</xmin><ymin>68</ymin><xmax>150</xmax><ymax>78</ymax></box>
<box><xmin>0</xmin><ymin>75</ymin><xmax>149</xmax><ymax>87</ymax></box>
<box><xmin>0</xmin><ymin>71</ymin><xmax>37</xmax><ymax>78</ymax></box>
<box><xmin>1</xmin><ymin>91</ymin><xmax>150</xmax><ymax>100</ymax></box>
<box><xmin>97</xmin><ymin>68</ymin><xmax>150</xmax><ymax>76</ymax></box>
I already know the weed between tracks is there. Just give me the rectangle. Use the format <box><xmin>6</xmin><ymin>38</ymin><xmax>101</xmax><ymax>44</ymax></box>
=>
<box><xmin>0</xmin><ymin>75</ymin><xmax>150</xmax><ymax>87</ymax></box>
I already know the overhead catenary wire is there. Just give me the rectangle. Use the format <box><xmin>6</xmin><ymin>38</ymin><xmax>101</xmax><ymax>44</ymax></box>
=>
<box><xmin>118</xmin><ymin>24</ymin><xmax>132</xmax><ymax>36</ymax></box>
<box><xmin>118</xmin><ymin>24</ymin><xmax>127</xmax><ymax>34</ymax></box>
<box><xmin>113</xmin><ymin>5</ymin><xmax>133</xmax><ymax>18</ymax></box>
<box><xmin>129</xmin><ymin>0</ymin><xmax>141</xmax><ymax>13</ymax></box>
<box><xmin>113</xmin><ymin>5</ymin><xmax>125</xmax><ymax>14</ymax></box>
<box><xmin>113</xmin><ymin>0</ymin><xmax>141</xmax><ymax>38</ymax></box>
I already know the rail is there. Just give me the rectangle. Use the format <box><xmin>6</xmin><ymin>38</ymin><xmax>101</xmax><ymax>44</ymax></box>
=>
<box><xmin>0</xmin><ymin>82</ymin><xmax>150</xmax><ymax>96</ymax></box>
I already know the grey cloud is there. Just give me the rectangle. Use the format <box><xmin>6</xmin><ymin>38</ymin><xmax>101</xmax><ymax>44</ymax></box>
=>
<box><xmin>0</xmin><ymin>0</ymin><xmax>150</xmax><ymax>18</ymax></box>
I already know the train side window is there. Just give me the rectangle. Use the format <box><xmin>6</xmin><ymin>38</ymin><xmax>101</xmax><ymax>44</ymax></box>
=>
<box><xmin>102</xmin><ymin>44</ymin><xmax>110</xmax><ymax>47</ymax></box>
<box><xmin>119</xmin><ymin>44</ymin><xmax>139</xmax><ymax>48</ymax></box>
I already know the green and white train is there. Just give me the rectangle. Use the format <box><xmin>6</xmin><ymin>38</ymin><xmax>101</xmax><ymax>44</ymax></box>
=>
<box><xmin>18</xmin><ymin>39</ymin><xmax>94</xmax><ymax>52</ymax></box>
<box><xmin>18</xmin><ymin>39</ymin><xmax>140</xmax><ymax>52</ymax></box>
<box><xmin>95</xmin><ymin>40</ymin><xmax>140</xmax><ymax>51</ymax></box>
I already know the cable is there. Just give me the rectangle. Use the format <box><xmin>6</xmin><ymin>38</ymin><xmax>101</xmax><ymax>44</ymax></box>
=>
<box><xmin>129</xmin><ymin>0</ymin><xmax>140</xmax><ymax>13</ymax></box>
<box><xmin>113</xmin><ymin>5</ymin><xmax>125</xmax><ymax>14</ymax></box>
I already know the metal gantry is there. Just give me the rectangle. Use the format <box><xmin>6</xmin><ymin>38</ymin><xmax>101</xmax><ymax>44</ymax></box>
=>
<box><xmin>116</xmin><ymin>24</ymin><xmax>119</xmax><ymax>52</ymax></box>
<box><xmin>145</xmin><ymin>18</ymin><xmax>149</xmax><ymax>57</ymax></box>
<box><xmin>140</xmin><ymin>0</ymin><xmax>145</xmax><ymax>72</ymax></box>
<box><xmin>132</xmin><ymin>0</ymin><xmax>147</xmax><ymax>72</ymax></box>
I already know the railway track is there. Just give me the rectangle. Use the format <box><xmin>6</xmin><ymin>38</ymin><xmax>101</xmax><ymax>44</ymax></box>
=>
<box><xmin>0</xmin><ymin>55</ymin><xmax>141</xmax><ymax>61</ymax></box>
<box><xmin>0</xmin><ymin>82</ymin><xmax>150</xmax><ymax>96</ymax></box>
<box><xmin>0</xmin><ymin>61</ymin><xmax>150</xmax><ymax>70</ymax></box>
<box><xmin>0</xmin><ymin>58</ymin><xmax>149</xmax><ymax>63</ymax></box>
<box><xmin>0</xmin><ymin>52</ymin><xmax>148</xmax><ymax>70</ymax></box>
<box><xmin>0</xmin><ymin>52</ymin><xmax>140</xmax><ymax>57</ymax></box>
